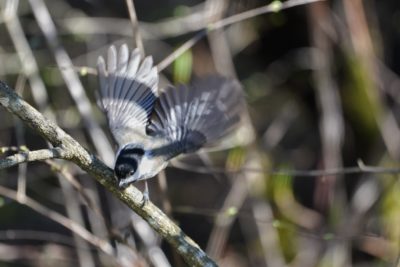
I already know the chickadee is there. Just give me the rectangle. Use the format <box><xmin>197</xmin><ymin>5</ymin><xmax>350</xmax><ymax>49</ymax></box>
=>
<box><xmin>97</xmin><ymin>44</ymin><xmax>245</xmax><ymax>199</ymax></box>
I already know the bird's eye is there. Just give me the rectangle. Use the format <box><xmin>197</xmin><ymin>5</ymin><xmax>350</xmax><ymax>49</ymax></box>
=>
<box><xmin>129</xmin><ymin>170</ymin><xmax>135</xmax><ymax>176</ymax></box>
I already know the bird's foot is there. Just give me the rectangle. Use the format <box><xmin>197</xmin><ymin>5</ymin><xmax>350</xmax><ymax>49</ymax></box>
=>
<box><xmin>141</xmin><ymin>181</ymin><xmax>150</xmax><ymax>207</ymax></box>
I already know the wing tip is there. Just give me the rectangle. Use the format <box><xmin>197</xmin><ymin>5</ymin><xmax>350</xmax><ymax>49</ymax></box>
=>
<box><xmin>120</xmin><ymin>43</ymin><xmax>128</xmax><ymax>53</ymax></box>
<box><xmin>149</xmin><ymin>74</ymin><xmax>247</xmax><ymax>151</ymax></box>
<box><xmin>108</xmin><ymin>44</ymin><xmax>117</xmax><ymax>55</ymax></box>
<box><xmin>97</xmin><ymin>56</ymin><xmax>106</xmax><ymax>73</ymax></box>
<box><xmin>96</xmin><ymin>43</ymin><xmax>160</xmax><ymax>142</ymax></box>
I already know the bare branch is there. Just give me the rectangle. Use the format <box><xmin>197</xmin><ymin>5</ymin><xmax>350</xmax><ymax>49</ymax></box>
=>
<box><xmin>0</xmin><ymin>148</ymin><xmax>66</xmax><ymax>170</ymax></box>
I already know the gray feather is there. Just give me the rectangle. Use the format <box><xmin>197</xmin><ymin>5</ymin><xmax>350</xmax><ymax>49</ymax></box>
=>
<box><xmin>147</xmin><ymin>75</ymin><xmax>245</xmax><ymax>158</ymax></box>
<box><xmin>97</xmin><ymin>44</ymin><xmax>159</xmax><ymax>146</ymax></box>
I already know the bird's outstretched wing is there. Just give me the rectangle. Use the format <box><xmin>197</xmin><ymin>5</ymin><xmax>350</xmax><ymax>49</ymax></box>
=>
<box><xmin>147</xmin><ymin>75</ymin><xmax>245</xmax><ymax>159</ymax></box>
<box><xmin>97</xmin><ymin>44</ymin><xmax>158</xmax><ymax>146</ymax></box>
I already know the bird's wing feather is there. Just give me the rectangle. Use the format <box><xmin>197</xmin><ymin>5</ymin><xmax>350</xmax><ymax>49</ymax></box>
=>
<box><xmin>147</xmin><ymin>75</ymin><xmax>245</xmax><ymax>159</ymax></box>
<box><xmin>97</xmin><ymin>44</ymin><xmax>158</xmax><ymax>146</ymax></box>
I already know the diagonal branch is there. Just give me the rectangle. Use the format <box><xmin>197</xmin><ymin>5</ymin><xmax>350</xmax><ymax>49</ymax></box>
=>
<box><xmin>0</xmin><ymin>80</ymin><xmax>217</xmax><ymax>267</ymax></box>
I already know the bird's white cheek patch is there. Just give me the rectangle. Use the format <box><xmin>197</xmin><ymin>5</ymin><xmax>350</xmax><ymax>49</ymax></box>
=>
<box><xmin>139</xmin><ymin>158</ymin><xmax>154</xmax><ymax>174</ymax></box>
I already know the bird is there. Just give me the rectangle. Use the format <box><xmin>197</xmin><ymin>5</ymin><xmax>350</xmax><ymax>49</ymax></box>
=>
<box><xmin>96</xmin><ymin>44</ymin><xmax>246</xmax><ymax>201</ymax></box>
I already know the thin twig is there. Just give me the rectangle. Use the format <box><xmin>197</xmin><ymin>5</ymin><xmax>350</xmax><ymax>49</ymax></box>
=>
<box><xmin>205</xmin><ymin>0</ymin><xmax>237</xmax><ymax>77</ymax></box>
<box><xmin>157</xmin><ymin>0</ymin><xmax>324</xmax><ymax>71</ymax></box>
<box><xmin>0</xmin><ymin>184</ymin><xmax>113</xmax><ymax>255</ymax></box>
<box><xmin>308</xmin><ymin>0</ymin><xmax>345</xmax><ymax>212</ymax></box>
<box><xmin>0</xmin><ymin>148</ymin><xmax>66</xmax><ymax>170</ymax></box>
<box><xmin>46</xmin><ymin>160</ymin><xmax>105</xmax><ymax>220</ymax></box>
<box><xmin>3</xmin><ymin>0</ymin><xmax>49</xmax><ymax>112</ymax></box>
<box><xmin>170</xmin><ymin>160</ymin><xmax>400</xmax><ymax>177</ymax></box>
<box><xmin>213</xmin><ymin>0</ymin><xmax>322</xmax><ymax>29</ymax></box>
<box><xmin>14</xmin><ymin>74</ymin><xmax>27</xmax><ymax>201</ymax></box>
<box><xmin>125</xmin><ymin>0</ymin><xmax>145</xmax><ymax>56</ymax></box>
<box><xmin>0</xmin><ymin>230</ymin><xmax>76</xmax><ymax>247</ymax></box>
<box><xmin>157</xmin><ymin>31</ymin><xmax>204</xmax><ymax>71</ymax></box>
<box><xmin>206</xmin><ymin>171</ymin><xmax>248</xmax><ymax>259</ymax></box>
<box><xmin>57</xmin><ymin>170</ymin><xmax>96</xmax><ymax>267</ymax></box>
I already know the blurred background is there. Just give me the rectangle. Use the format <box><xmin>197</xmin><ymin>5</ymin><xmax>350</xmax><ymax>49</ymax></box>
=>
<box><xmin>0</xmin><ymin>0</ymin><xmax>400</xmax><ymax>266</ymax></box>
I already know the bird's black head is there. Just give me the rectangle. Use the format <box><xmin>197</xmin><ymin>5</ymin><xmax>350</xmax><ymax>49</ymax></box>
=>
<box><xmin>114</xmin><ymin>146</ymin><xmax>145</xmax><ymax>188</ymax></box>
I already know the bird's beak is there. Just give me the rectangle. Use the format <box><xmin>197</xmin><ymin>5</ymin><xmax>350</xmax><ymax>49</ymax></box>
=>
<box><xmin>118</xmin><ymin>175</ymin><xmax>138</xmax><ymax>189</ymax></box>
<box><xmin>118</xmin><ymin>180</ymin><xmax>129</xmax><ymax>189</ymax></box>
